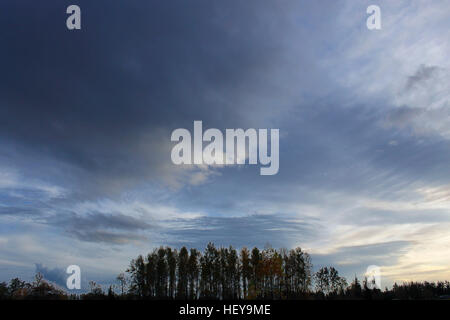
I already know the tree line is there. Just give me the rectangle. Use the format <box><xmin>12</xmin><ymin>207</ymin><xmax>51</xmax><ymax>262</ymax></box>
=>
<box><xmin>123</xmin><ymin>243</ymin><xmax>450</xmax><ymax>300</ymax></box>
<box><xmin>126</xmin><ymin>243</ymin><xmax>314</xmax><ymax>299</ymax></box>
<box><xmin>1</xmin><ymin>243</ymin><xmax>450</xmax><ymax>300</ymax></box>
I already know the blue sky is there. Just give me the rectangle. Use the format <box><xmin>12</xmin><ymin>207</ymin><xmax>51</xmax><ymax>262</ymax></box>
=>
<box><xmin>1</xmin><ymin>0</ymin><xmax>450</xmax><ymax>290</ymax></box>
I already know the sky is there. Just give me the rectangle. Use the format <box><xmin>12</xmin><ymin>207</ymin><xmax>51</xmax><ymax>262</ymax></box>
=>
<box><xmin>0</xmin><ymin>0</ymin><xmax>450</xmax><ymax>290</ymax></box>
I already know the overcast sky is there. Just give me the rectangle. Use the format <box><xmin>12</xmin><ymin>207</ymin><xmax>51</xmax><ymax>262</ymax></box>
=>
<box><xmin>1</xmin><ymin>0</ymin><xmax>450</xmax><ymax>289</ymax></box>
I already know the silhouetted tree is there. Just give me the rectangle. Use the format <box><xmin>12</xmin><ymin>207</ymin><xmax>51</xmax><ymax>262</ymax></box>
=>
<box><xmin>127</xmin><ymin>255</ymin><xmax>146</xmax><ymax>297</ymax></box>
<box><xmin>249</xmin><ymin>247</ymin><xmax>261</xmax><ymax>299</ymax></box>
<box><xmin>4</xmin><ymin>246</ymin><xmax>450</xmax><ymax>300</ymax></box>
<box><xmin>187</xmin><ymin>248</ymin><xmax>199</xmax><ymax>299</ymax></box>
<box><xmin>177</xmin><ymin>246</ymin><xmax>189</xmax><ymax>298</ymax></box>
<box><xmin>116</xmin><ymin>273</ymin><xmax>127</xmax><ymax>296</ymax></box>
<box><xmin>156</xmin><ymin>247</ymin><xmax>168</xmax><ymax>298</ymax></box>
<box><xmin>167</xmin><ymin>247</ymin><xmax>178</xmax><ymax>299</ymax></box>
<box><xmin>240</xmin><ymin>247</ymin><xmax>251</xmax><ymax>299</ymax></box>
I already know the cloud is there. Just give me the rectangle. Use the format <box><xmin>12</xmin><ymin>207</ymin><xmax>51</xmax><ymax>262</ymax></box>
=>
<box><xmin>163</xmin><ymin>214</ymin><xmax>319</xmax><ymax>249</ymax></box>
<box><xmin>311</xmin><ymin>240</ymin><xmax>413</xmax><ymax>287</ymax></box>
<box><xmin>49</xmin><ymin>212</ymin><xmax>153</xmax><ymax>244</ymax></box>
<box><xmin>405</xmin><ymin>65</ymin><xmax>440</xmax><ymax>91</ymax></box>
<box><xmin>53</xmin><ymin>212</ymin><xmax>152</xmax><ymax>232</ymax></box>
<box><xmin>68</xmin><ymin>230</ymin><xmax>148</xmax><ymax>245</ymax></box>
<box><xmin>391</xmin><ymin>65</ymin><xmax>450</xmax><ymax>138</ymax></box>
<box><xmin>313</xmin><ymin>240</ymin><xmax>412</xmax><ymax>268</ymax></box>
<box><xmin>34</xmin><ymin>263</ymin><xmax>67</xmax><ymax>288</ymax></box>
<box><xmin>0</xmin><ymin>0</ymin><xmax>323</xmax><ymax>195</ymax></box>
<box><xmin>0</xmin><ymin>206</ymin><xmax>36</xmax><ymax>216</ymax></box>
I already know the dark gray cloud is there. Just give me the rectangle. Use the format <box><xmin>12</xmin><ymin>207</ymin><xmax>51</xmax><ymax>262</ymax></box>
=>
<box><xmin>385</xmin><ymin>107</ymin><xmax>424</xmax><ymax>128</ymax></box>
<box><xmin>68</xmin><ymin>229</ymin><xmax>148</xmax><ymax>245</ymax></box>
<box><xmin>49</xmin><ymin>212</ymin><xmax>153</xmax><ymax>244</ymax></box>
<box><xmin>54</xmin><ymin>212</ymin><xmax>152</xmax><ymax>231</ymax></box>
<box><xmin>0</xmin><ymin>206</ymin><xmax>36</xmax><ymax>216</ymax></box>
<box><xmin>34</xmin><ymin>263</ymin><xmax>116</xmax><ymax>292</ymax></box>
<box><xmin>2</xmin><ymin>1</ymin><xmax>448</xmax><ymax>202</ymax></box>
<box><xmin>0</xmin><ymin>0</ymin><xmax>326</xmax><ymax>197</ymax></box>
<box><xmin>34</xmin><ymin>263</ymin><xmax>67</xmax><ymax>288</ymax></box>
<box><xmin>406</xmin><ymin>65</ymin><xmax>440</xmax><ymax>91</ymax></box>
